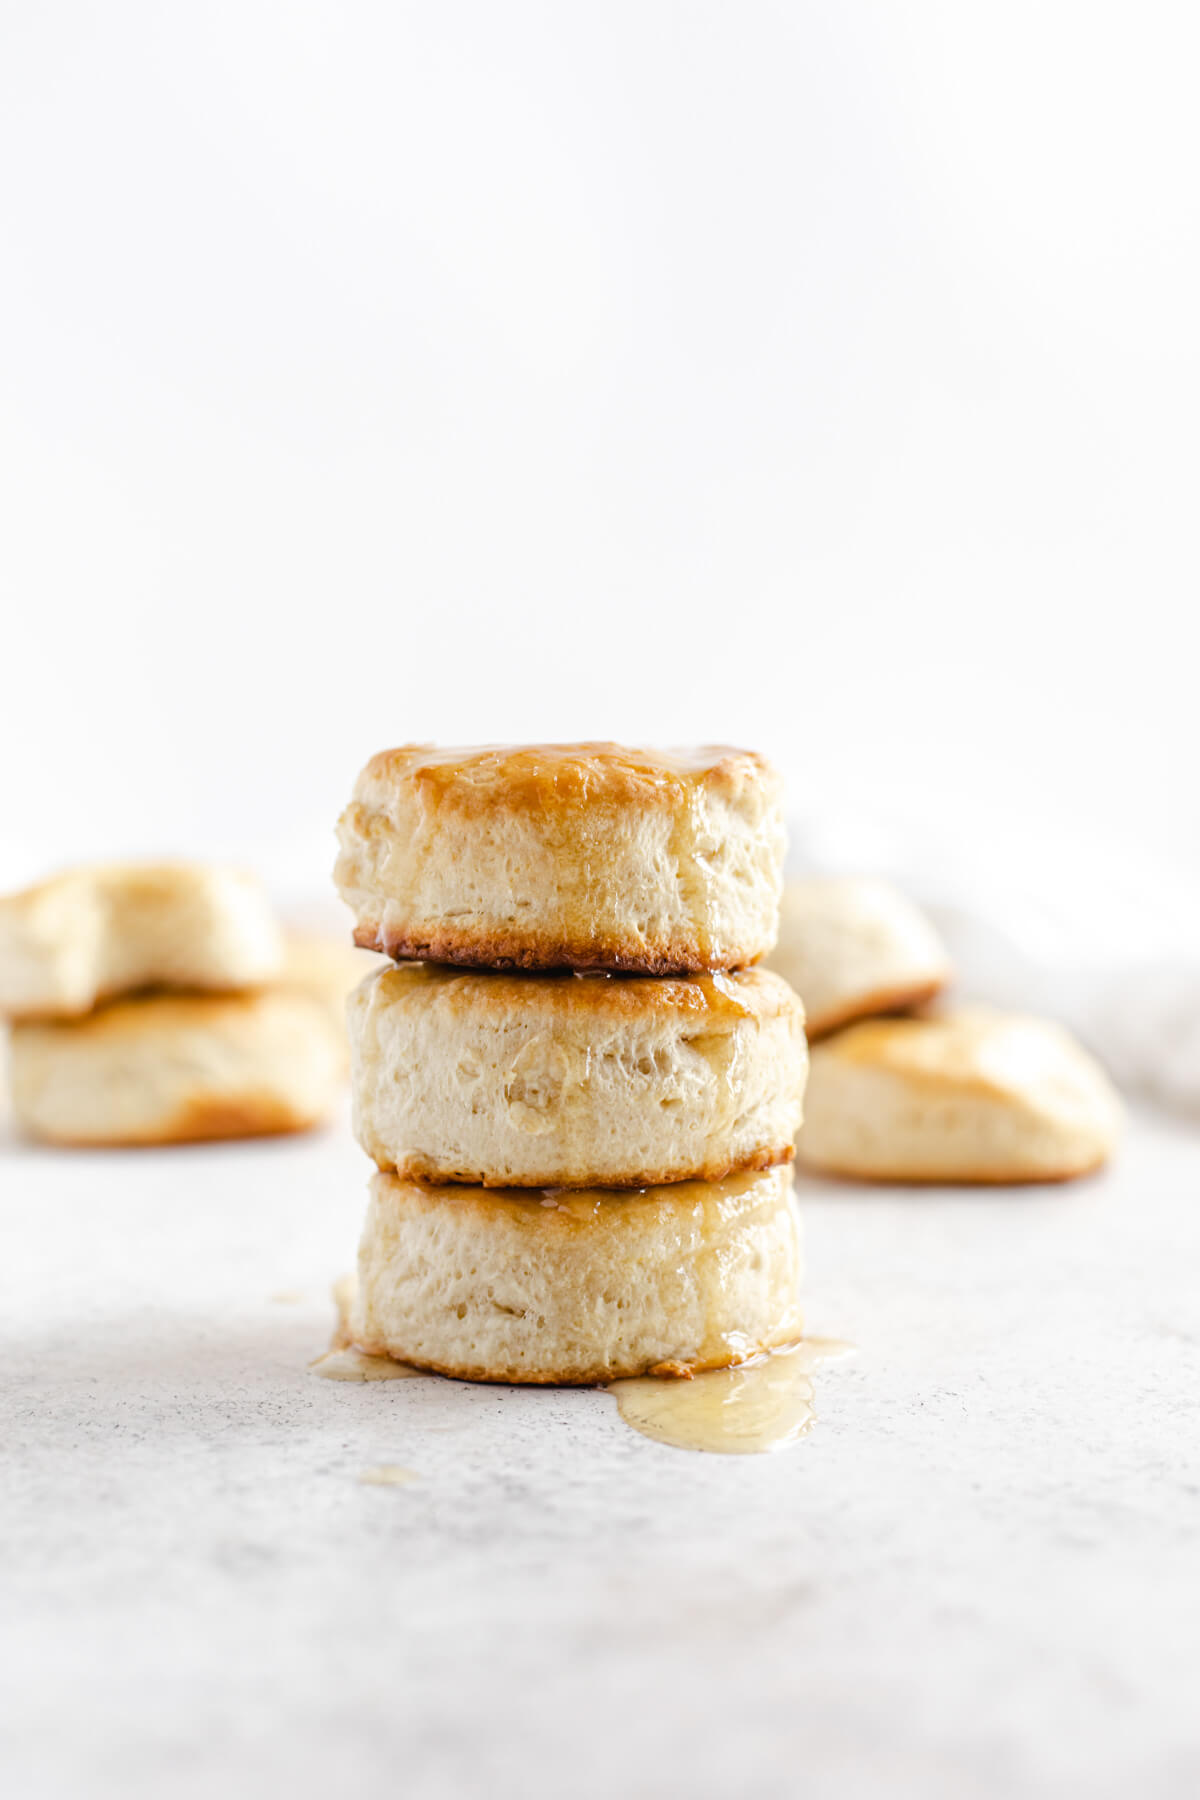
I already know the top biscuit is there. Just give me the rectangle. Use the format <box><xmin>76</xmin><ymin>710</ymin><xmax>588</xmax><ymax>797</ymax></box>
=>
<box><xmin>0</xmin><ymin>862</ymin><xmax>284</xmax><ymax>1020</ymax></box>
<box><xmin>334</xmin><ymin>743</ymin><xmax>786</xmax><ymax>972</ymax></box>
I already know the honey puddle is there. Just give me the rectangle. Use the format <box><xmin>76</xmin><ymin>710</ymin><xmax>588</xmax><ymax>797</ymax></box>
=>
<box><xmin>607</xmin><ymin>1339</ymin><xmax>852</xmax><ymax>1455</ymax></box>
<box><xmin>313</xmin><ymin>1274</ymin><xmax>850</xmax><ymax>1454</ymax></box>
<box><xmin>310</xmin><ymin>1347</ymin><xmax>421</xmax><ymax>1381</ymax></box>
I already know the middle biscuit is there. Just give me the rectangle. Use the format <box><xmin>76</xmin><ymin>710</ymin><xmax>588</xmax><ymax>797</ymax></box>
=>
<box><xmin>348</xmin><ymin>961</ymin><xmax>807</xmax><ymax>1188</ymax></box>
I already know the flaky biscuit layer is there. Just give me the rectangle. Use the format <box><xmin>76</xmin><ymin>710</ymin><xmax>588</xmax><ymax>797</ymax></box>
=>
<box><xmin>348</xmin><ymin>961</ymin><xmax>806</xmax><ymax>1187</ymax></box>
<box><xmin>350</xmin><ymin>1165</ymin><xmax>804</xmax><ymax>1383</ymax></box>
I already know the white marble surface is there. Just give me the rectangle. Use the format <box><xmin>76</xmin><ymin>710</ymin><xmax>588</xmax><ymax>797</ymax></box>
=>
<box><xmin>3</xmin><ymin>1103</ymin><xmax>1199</xmax><ymax>1799</ymax></box>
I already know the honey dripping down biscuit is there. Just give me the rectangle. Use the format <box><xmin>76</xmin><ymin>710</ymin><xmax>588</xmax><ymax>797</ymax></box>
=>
<box><xmin>348</xmin><ymin>1167</ymin><xmax>804</xmax><ymax>1385</ymax></box>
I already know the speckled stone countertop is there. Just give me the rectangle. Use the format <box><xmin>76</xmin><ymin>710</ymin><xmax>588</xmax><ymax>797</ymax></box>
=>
<box><xmin>3</xmin><ymin>1104</ymin><xmax>1198</xmax><ymax>1799</ymax></box>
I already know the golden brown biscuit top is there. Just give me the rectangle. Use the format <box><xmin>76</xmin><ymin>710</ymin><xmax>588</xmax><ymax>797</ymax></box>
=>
<box><xmin>359</xmin><ymin>961</ymin><xmax>800</xmax><ymax>1026</ymax></box>
<box><xmin>355</xmin><ymin>742</ymin><xmax>778</xmax><ymax>816</ymax></box>
<box><xmin>817</xmin><ymin>1009</ymin><xmax>1101</xmax><ymax>1101</ymax></box>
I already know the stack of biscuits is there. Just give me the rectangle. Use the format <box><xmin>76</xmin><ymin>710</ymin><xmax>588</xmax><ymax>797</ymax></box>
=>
<box><xmin>0</xmin><ymin>863</ymin><xmax>359</xmax><ymax>1145</ymax></box>
<box><xmin>334</xmin><ymin>743</ymin><xmax>810</xmax><ymax>1383</ymax></box>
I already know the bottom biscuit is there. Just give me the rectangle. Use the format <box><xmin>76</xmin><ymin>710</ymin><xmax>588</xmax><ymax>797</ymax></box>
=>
<box><xmin>10</xmin><ymin>988</ymin><xmax>345</xmax><ymax>1146</ymax></box>
<box><xmin>349</xmin><ymin>1165</ymin><xmax>803</xmax><ymax>1384</ymax></box>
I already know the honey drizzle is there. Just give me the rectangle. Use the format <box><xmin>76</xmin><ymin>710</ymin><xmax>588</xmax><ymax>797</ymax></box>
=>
<box><xmin>310</xmin><ymin>1347</ymin><xmax>420</xmax><ymax>1381</ymax></box>
<box><xmin>607</xmin><ymin>1339</ymin><xmax>851</xmax><ymax>1455</ymax></box>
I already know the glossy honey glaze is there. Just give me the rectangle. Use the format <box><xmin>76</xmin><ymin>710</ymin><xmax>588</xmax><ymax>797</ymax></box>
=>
<box><xmin>394</xmin><ymin>741</ymin><xmax>748</xmax><ymax>784</ymax></box>
<box><xmin>607</xmin><ymin>1339</ymin><xmax>852</xmax><ymax>1455</ymax></box>
<box><xmin>359</xmin><ymin>742</ymin><xmax>769</xmax><ymax>818</ymax></box>
<box><xmin>362</xmin><ymin>961</ymin><xmax>765</xmax><ymax>1023</ymax></box>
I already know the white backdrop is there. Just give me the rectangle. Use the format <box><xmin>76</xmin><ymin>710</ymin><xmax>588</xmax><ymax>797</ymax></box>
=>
<box><xmin>2</xmin><ymin>3</ymin><xmax>1197</xmax><ymax>904</ymax></box>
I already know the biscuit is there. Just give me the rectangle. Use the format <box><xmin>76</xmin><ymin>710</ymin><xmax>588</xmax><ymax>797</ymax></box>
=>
<box><xmin>767</xmin><ymin>876</ymin><xmax>951</xmax><ymax>1039</ymax></box>
<box><xmin>349</xmin><ymin>1165</ymin><xmax>803</xmax><ymax>1383</ymax></box>
<box><xmin>0</xmin><ymin>863</ymin><xmax>283</xmax><ymax>1020</ymax></box>
<box><xmin>348</xmin><ymin>961</ymin><xmax>807</xmax><ymax>1187</ymax></box>
<box><xmin>10</xmin><ymin>988</ymin><xmax>345</xmax><ymax>1146</ymax></box>
<box><xmin>334</xmin><ymin>742</ymin><xmax>785</xmax><ymax>972</ymax></box>
<box><xmin>798</xmin><ymin>1009</ymin><xmax>1122</xmax><ymax>1184</ymax></box>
